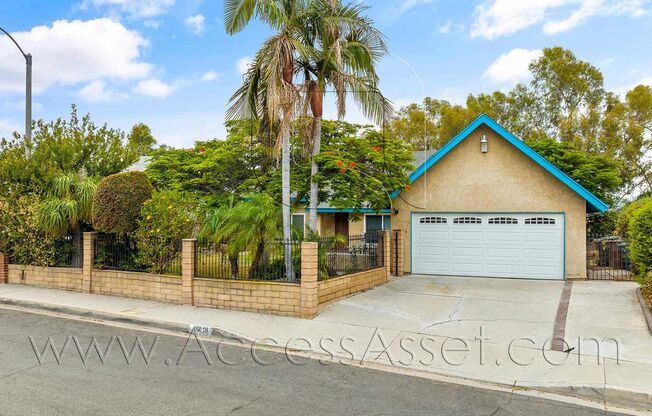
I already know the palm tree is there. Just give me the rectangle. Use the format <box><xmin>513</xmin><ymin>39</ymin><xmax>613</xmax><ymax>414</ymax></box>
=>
<box><xmin>37</xmin><ymin>172</ymin><xmax>98</xmax><ymax>266</ymax></box>
<box><xmin>202</xmin><ymin>194</ymin><xmax>282</xmax><ymax>278</ymax></box>
<box><xmin>298</xmin><ymin>0</ymin><xmax>393</xmax><ymax>231</ymax></box>
<box><xmin>224</xmin><ymin>0</ymin><xmax>311</xmax><ymax>280</ymax></box>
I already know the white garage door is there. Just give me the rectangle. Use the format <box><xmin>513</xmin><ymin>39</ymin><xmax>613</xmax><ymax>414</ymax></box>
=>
<box><xmin>411</xmin><ymin>213</ymin><xmax>564</xmax><ymax>280</ymax></box>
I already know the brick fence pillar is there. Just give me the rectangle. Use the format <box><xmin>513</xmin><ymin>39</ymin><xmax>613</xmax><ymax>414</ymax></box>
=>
<box><xmin>300</xmin><ymin>242</ymin><xmax>318</xmax><ymax>319</ymax></box>
<box><xmin>392</xmin><ymin>230</ymin><xmax>405</xmax><ymax>277</ymax></box>
<box><xmin>378</xmin><ymin>230</ymin><xmax>391</xmax><ymax>281</ymax></box>
<box><xmin>182</xmin><ymin>239</ymin><xmax>197</xmax><ymax>305</ymax></box>
<box><xmin>82</xmin><ymin>232</ymin><xmax>96</xmax><ymax>293</ymax></box>
<box><xmin>0</xmin><ymin>252</ymin><xmax>8</xmax><ymax>283</ymax></box>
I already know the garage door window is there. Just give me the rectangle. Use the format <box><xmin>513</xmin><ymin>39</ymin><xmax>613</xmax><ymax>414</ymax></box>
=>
<box><xmin>453</xmin><ymin>216</ymin><xmax>482</xmax><ymax>224</ymax></box>
<box><xmin>488</xmin><ymin>217</ymin><xmax>518</xmax><ymax>224</ymax></box>
<box><xmin>524</xmin><ymin>217</ymin><xmax>556</xmax><ymax>225</ymax></box>
<box><xmin>419</xmin><ymin>216</ymin><xmax>447</xmax><ymax>224</ymax></box>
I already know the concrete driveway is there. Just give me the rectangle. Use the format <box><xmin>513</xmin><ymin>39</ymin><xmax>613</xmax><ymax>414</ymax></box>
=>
<box><xmin>315</xmin><ymin>274</ymin><xmax>652</xmax><ymax>365</ymax></box>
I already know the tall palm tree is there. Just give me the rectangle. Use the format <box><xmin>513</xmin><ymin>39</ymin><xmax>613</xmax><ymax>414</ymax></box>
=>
<box><xmin>224</xmin><ymin>0</ymin><xmax>311</xmax><ymax>280</ymax></box>
<box><xmin>299</xmin><ymin>0</ymin><xmax>393</xmax><ymax>231</ymax></box>
<box><xmin>37</xmin><ymin>172</ymin><xmax>98</xmax><ymax>266</ymax></box>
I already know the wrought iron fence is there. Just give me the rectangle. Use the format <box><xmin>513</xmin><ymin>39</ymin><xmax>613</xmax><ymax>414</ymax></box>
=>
<box><xmin>94</xmin><ymin>233</ymin><xmax>182</xmax><ymax>276</ymax></box>
<box><xmin>196</xmin><ymin>238</ymin><xmax>301</xmax><ymax>282</ymax></box>
<box><xmin>586</xmin><ymin>234</ymin><xmax>634</xmax><ymax>281</ymax></box>
<box><xmin>53</xmin><ymin>235</ymin><xmax>83</xmax><ymax>268</ymax></box>
<box><xmin>318</xmin><ymin>231</ymin><xmax>383</xmax><ymax>280</ymax></box>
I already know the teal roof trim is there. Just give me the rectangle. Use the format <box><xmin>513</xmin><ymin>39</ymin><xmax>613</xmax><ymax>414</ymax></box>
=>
<box><xmin>305</xmin><ymin>208</ymin><xmax>392</xmax><ymax>214</ymax></box>
<box><xmin>390</xmin><ymin>114</ymin><xmax>609</xmax><ymax>213</ymax></box>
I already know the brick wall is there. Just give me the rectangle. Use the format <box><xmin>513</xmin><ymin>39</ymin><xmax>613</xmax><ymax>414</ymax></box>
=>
<box><xmin>317</xmin><ymin>267</ymin><xmax>387</xmax><ymax>307</ymax></box>
<box><xmin>92</xmin><ymin>270</ymin><xmax>182</xmax><ymax>303</ymax></box>
<box><xmin>8</xmin><ymin>264</ymin><xmax>84</xmax><ymax>292</ymax></box>
<box><xmin>193</xmin><ymin>278</ymin><xmax>301</xmax><ymax>316</ymax></box>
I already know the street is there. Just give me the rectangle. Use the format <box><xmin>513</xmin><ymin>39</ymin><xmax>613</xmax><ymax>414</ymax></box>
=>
<box><xmin>0</xmin><ymin>306</ymin><xmax>621</xmax><ymax>416</ymax></box>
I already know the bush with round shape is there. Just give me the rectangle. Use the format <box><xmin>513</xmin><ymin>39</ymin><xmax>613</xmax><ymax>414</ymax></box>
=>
<box><xmin>92</xmin><ymin>171</ymin><xmax>153</xmax><ymax>235</ymax></box>
<box><xmin>616</xmin><ymin>197</ymin><xmax>651</xmax><ymax>238</ymax></box>
<box><xmin>628</xmin><ymin>199</ymin><xmax>652</xmax><ymax>274</ymax></box>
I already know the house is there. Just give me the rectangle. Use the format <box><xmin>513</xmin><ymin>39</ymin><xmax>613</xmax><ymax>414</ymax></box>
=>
<box><xmin>308</xmin><ymin>114</ymin><xmax>608</xmax><ymax>280</ymax></box>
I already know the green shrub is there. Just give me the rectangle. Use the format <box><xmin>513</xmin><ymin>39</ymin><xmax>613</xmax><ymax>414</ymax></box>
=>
<box><xmin>629</xmin><ymin>199</ymin><xmax>652</xmax><ymax>274</ymax></box>
<box><xmin>616</xmin><ymin>197</ymin><xmax>651</xmax><ymax>237</ymax></box>
<box><xmin>133</xmin><ymin>190</ymin><xmax>199</xmax><ymax>274</ymax></box>
<box><xmin>0</xmin><ymin>196</ymin><xmax>56</xmax><ymax>266</ymax></box>
<box><xmin>92</xmin><ymin>171</ymin><xmax>153</xmax><ymax>235</ymax></box>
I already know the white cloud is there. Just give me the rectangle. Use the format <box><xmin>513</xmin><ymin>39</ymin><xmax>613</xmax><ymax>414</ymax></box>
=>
<box><xmin>0</xmin><ymin>118</ymin><xmax>20</xmax><ymax>138</ymax></box>
<box><xmin>236</xmin><ymin>57</ymin><xmax>253</xmax><ymax>75</ymax></box>
<box><xmin>0</xmin><ymin>19</ymin><xmax>151</xmax><ymax>95</ymax></box>
<box><xmin>81</xmin><ymin>0</ymin><xmax>175</xmax><ymax>18</ymax></box>
<box><xmin>77</xmin><ymin>80</ymin><xmax>127</xmax><ymax>102</ymax></box>
<box><xmin>483</xmin><ymin>48</ymin><xmax>543</xmax><ymax>85</ymax></box>
<box><xmin>201</xmin><ymin>70</ymin><xmax>222</xmax><ymax>82</ymax></box>
<box><xmin>438</xmin><ymin>20</ymin><xmax>453</xmax><ymax>34</ymax></box>
<box><xmin>470</xmin><ymin>0</ymin><xmax>648</xmax><ymax>39</ymax></box>
<box><xmin>184</xmin><ymin>14</ymin><xmax>205</xmax><ymax>35</ymax></box>
<box><xmin>132</xmin><ymin>78</ymin><xmax>176</xmax><ymax>98</ymax></box>
<box><xmin>376</xmin><ymin>0</ymin><xmax>436</xmax><ymax>24</ymax></box>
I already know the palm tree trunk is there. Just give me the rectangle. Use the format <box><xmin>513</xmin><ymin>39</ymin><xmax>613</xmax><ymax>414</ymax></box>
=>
<box><xmin>281</xmin><ymin>122</ymin><xmax>294</xmax><ymax>281</ymax></box>
<box><xmin>308</xmin><ymin>116</ymin><xmax>322</xmax><ymax>232</ymax></box>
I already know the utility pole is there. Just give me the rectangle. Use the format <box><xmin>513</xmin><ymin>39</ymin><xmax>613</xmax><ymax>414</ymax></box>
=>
<box><xmin>0</xmin><ymin>26</ymin><xmax>32</xmax><ymax>158</ymax></box>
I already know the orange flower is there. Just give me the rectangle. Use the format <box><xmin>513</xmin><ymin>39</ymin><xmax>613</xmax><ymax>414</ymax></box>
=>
<box><xmin>405</xmin><ymin>184</ymin><xmax>411</xmax><ymax>190</ymax></box>
<box><xmin>339</xmin><ymin>168</ymin><xmax>347</xmax><ymax>174</ymax></box>
<box><xmin>199</xmin><ymin>146</ymin><xmax>206</xmax><ymax>153</ymax></box>
<box><xmin>335</xmin><ymin>160</ymin><xmax>344</xmax><ymax>167</ymax></box>
<box><xmin>372</xmin><ymin>146</ymin><xmax>381</xmax><ymax>152</ymax></box>
<box><xmin>349</xmin><ymin>161</ymin><xmax>357</xmax><ymax>169</ymax></box>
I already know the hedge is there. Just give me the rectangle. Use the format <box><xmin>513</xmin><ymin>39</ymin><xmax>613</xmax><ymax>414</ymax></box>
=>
<box><xmin>92</xmin><ymin>171</ymin><xmax>154</xmax><ymax>235</ymax></box>
<box><xmin>629</xmin><ymin>199</ymin><xmax>652</xmax><ymax>274</ymax></box>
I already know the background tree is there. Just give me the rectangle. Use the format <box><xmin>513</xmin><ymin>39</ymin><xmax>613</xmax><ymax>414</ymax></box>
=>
<box><xmin>127</xmin><ymin>122</ymin><xmax>157</xmax><ymax>157</ymax></box>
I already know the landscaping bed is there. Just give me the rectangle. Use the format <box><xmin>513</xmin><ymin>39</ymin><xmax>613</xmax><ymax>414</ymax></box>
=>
<box><xmin>637</xmin><ymin>283</ymin><xmax>652</xmax><ymax>335</ymax></box>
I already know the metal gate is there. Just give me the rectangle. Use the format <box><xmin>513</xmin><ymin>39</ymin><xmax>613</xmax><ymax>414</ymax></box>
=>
<box><xmin>586</xmin><ymin>235</ymin><xmax>634</xmax><ymax>281</ymax></box>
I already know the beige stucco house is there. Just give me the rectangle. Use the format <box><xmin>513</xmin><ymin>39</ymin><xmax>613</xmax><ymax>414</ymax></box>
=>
<box><xmin>305</xmin><ymin>114</ymin><xmax>608</xmax><ymax>280</ymax></box>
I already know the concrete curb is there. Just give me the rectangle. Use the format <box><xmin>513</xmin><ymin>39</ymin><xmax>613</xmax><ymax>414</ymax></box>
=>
<box><xmin>0</xmin><ymin>296</ymin><xmax>247</xmax><ymax>342</ymax></box>
<box><xmin>636</xmin><ymin>287</ymin><xmax>652</xmax><ymax>336</ymax></box>
<box><xmin>2</xmin><ymin>296</ymin><xmax>652</xmax><ymax>414</ymax></box>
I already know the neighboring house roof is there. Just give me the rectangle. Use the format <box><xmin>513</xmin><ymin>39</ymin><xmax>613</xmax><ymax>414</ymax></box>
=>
<box><xmin>390</xmin><ymin>114</ymin><xmax>609</xmax><ymax>213</ymax></box>
<box><xmin>124</xmin><ymin>156</ymin><xmax>152</xmax><ymax>172</ymax></box>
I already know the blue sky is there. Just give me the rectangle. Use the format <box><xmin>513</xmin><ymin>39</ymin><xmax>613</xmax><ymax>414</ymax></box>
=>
<box><xmin>1</xmin><ymin>0</ymin><xmax>651</xmax><ymax>147</ymax></box>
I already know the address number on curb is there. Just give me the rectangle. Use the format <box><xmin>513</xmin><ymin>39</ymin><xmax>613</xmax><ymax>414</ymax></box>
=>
<box><xmin>189</xmin><ymin>325</ymin><xmax>213</xmax><ymax>336</ymax></box>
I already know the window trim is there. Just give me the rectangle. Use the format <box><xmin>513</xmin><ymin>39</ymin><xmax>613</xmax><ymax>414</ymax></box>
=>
<box><xmin>488</xmin><ymin>217</ymin><xmax>518</xmax><ymax>225</ymax></box>
<box><xmin>524</xmin><ymin>217</ymin><xmax>556</xmax><ymax>225</ymax></box>
<box><xmin>453</xmin><ymin>216</ymin><xmax>482</xmax><ymax>224</ymax></box>
<box><xmin>291</xmin><ymin>213</ymin><xmax>306</xmax><ymax>234</ymax></box>
<box><xmin>419</xmin><ymin>216</ymin><xmax>447</xmax><ymax>224</ymax></box>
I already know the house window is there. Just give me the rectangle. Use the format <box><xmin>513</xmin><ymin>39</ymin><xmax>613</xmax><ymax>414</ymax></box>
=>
<box><xmin>453</xmin><ymin>217</ymin><xmax>482</xmax><ymax>224</ymax></box>
<box><xmin>365</xmin><ymin>215</ymin><xmax>391</xmax><ymax>233</ymax></box>
<box><xmin>488</xmin><ymin>217</ymin><xmax>518</xmax><ymax>225</ymax></box>
<box><xmin>292</xmin><ymin>214</ymin><xmax>305</xmax><ymax>238</ymax></box>
<box><xmin>420</xmin><ymin>216</ymin><xmax>447</xmax><ymax>224</ymax></box>
<box><xmin>525</xmin><ymin>217</ymin><xmax>556</xmax><ymax>225</ymax></box>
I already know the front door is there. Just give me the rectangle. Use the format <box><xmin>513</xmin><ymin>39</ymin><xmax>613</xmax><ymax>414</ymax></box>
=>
<box><xmin>334</xmin><ymin>213</ymin><xmax>349</xmax><ymax>237</ymax></box>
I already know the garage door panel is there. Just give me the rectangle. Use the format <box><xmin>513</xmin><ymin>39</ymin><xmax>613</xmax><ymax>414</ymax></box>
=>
<box><xmin>412</xmin><ymin>213</ymin><xmax>564</xmax><ymax>280</ymax></box>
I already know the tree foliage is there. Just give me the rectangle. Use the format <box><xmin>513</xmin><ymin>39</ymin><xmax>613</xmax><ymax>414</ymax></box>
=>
<box><xmin>388</xmin><ymin>47</ymin><xmax>652</xmax><ymax>199</ymax></box>
<box><xmin>0</xmin><ymin>106</ymin><xmax>147</xmax><ymax>197</ymax></box>
<box><xmin>93</xmin><ymin>171</ymin><xmax>154</xmax><ymax>235</ymax></box>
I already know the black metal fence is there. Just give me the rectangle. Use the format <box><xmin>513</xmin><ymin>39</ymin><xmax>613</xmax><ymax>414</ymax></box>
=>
<box><xmin>196</xmin><ymin>238</ymin><xmax>301</xmax><ymax>282</ymax></box>
<box><xmin>586</xmin><ymin>235</ymin><xmax>634</xmax><ymax>281</ymax></box>
<box><xmin>318</xmin><ymin>231</ymin><xmax>383</xmax><ymax>280</ymax></box>
<box><xmin>53</xmin><ymin>235</ymin><xmax>83</xmax><ymax>268</ymax></box>
<box><xmin>94</xmin><ymin>233</ymin><xmax>182</xmax><ymax>276</ymax></box>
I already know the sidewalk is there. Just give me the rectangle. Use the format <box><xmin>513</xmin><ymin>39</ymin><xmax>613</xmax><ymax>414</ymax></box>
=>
<box><xmin>0</xmin><ymin>282</ymin><xmax>650</xmax><ymax>414</ymax></box>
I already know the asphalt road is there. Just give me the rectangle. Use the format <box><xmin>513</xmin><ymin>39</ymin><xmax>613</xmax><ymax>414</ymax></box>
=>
<box><xmin>0</xmin><ymin>306</ymin><xmax>622</xmax><ymax>416</ymax></box>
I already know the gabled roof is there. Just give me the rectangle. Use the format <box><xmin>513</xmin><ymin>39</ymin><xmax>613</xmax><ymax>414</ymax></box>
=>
<box><xmin>391</xmin><ymin>114</ymin><xmax>609</xmax><ymax>213</ymax></box>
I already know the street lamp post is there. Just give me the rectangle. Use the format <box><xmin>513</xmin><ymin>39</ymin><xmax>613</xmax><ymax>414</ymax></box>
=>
<box><xmin>0</xmin><ymin>26</ymin><xmax>32</xmax><ymax>158</ymax></box>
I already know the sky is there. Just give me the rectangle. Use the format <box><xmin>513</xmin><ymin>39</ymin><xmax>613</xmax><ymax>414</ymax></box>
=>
<box><xmin>1</xmin><ymin>0</ymin><xmax>651</xmax><ymax>148</ymax></box>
